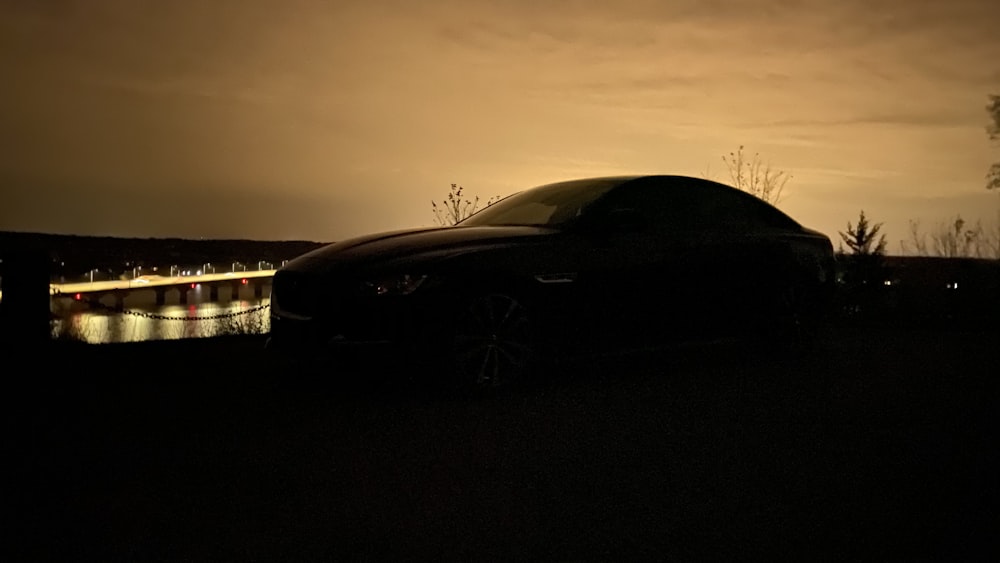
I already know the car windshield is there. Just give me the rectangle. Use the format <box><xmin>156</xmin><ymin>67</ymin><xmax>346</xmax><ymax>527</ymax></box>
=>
<box><xmin>457</xmin><ymin>178</ymin><xmax>624</xmax><ymax>228</ymax></box>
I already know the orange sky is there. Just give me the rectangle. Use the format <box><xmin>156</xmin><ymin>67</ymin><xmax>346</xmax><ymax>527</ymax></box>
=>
<box><xmin>1</xmin><ymin>0</ymin><xmax>998</xmax><ymax>253</ymax></box>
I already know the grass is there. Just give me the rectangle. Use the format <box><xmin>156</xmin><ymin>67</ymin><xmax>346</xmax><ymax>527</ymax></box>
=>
<box><xmin>10</xmin><ymin>323</ymin><xmax>997</xmax><ymax>561</ymax></box>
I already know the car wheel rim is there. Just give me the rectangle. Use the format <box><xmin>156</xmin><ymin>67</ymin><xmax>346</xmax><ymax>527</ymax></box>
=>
<box><xmin>777</xmin><ymin>284</ymin><xmax>815</xmax><ymax>341</ymax></box>
<box><xmin>781</xmin><ymin>285</ymin><xmax>801</xmax><ymax>323</ymax></box>
<box><xmin>452</xmin><ymin>294</ymin><xmax>533</xmax><ymax>387</ymax></box>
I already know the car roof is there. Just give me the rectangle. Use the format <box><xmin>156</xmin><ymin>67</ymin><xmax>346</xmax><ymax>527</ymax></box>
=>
<box><xmin>535</xmin><ymin>174</ymin><xmax>742</xmax><ymax>190</ymax></box>
<box><xmin>525</xmin><ymin>174</ymin><xmax>789</xmax><ymax>213</ymax></box>
<box><xmin>590</xmin><ymin>174</ymin><xmax>737</xmax><ymax>188</ymax></box>
<box><xmin>566</xmin><ymin>174</ymin><xmax>803</xmax><ymax>226</ymax></box>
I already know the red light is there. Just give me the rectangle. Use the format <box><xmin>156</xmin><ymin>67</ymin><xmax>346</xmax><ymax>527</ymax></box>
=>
<box><xmin>190</xmin><ymin>283</ymin><xmax>196</xmax><ymax>289</ymax></box>
<box><xmin>242</xmin><ymin>278</ymin><xmax>248</xmax><ymax>285</ymax></box>
<box><xmin>75</xmin><ymin>293</ymin><xmax>81</xmax><ymax>300</ymax></box>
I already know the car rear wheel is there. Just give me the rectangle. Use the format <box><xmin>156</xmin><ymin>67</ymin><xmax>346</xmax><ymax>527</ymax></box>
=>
<box><xmin>771</xmin><ymin>279</ymin><xmax>827</xmax><ymax>347</ymax></box>
<box><xmin>450</xmin><ymin>293</ymin><xmax>535</xmax><ymax>390</ymax></box>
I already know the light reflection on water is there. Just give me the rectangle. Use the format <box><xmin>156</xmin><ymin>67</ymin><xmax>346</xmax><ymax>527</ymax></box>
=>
<box><xmin>50</xmin><ymin>287</ymin><xmax>271</xmax><ymax>344</ymax></box>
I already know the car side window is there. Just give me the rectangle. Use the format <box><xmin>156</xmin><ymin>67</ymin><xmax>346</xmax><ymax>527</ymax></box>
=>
<box><xmin>598</xmin><ymin>184</ymin><xmax>723</xmax><ymax>233</ymax></box>
<box><xmin>707</xmin><ymin>191</ymin><xmax>758</xmax><ymax>231</ymax></box>
<box><xmin>596</xmin><ymin>180</ymin><xmax>799</xmax><ymax>234</ymax></box>
<box><xmin>717</xmin><ymin>190</ymin><xmax>801</xmax><ymax>231</ymax></box>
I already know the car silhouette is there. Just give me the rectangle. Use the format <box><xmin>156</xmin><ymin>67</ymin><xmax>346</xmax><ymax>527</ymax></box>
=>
<box><xmin>266</xmin><ymin>175</ymin><xmax>836</xmax><ymax>389</ymax></box>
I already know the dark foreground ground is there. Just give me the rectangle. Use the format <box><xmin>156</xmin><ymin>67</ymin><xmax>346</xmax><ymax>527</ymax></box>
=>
<box><xmin>6</xmin><ymin>324</ymin><xmax>999</xmax><ymax>562</ymax></box>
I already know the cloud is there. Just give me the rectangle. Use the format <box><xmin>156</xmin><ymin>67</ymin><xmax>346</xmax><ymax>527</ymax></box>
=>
<box><xmin>1</xmin><ymin>0</ymin><xmax>997</xmax><ymax>241</ymax></box>
<box><xmin>0</xmin><ymin>179</ymin><xmax>355</xmax><ymax>240</ymax></box>
<box><xmin>734</xmin><ymin>112</ymin><xmax>977</xmax><ymax>130</ymax></box>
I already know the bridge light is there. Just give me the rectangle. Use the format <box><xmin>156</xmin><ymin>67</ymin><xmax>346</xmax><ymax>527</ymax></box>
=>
<box><xmin>75</xmin><ymin>293</ymin><xmax>81</xmax><ymax>300</ymax></box>
<box><xmin>191</xmin><ymin>283</ymin><xmax>196</xmax><ymax>289</ymax></box>
<box><xmin>242</xmin><ymin>278</ymin><xmax>248</xmax><ymax>285</ymax></box>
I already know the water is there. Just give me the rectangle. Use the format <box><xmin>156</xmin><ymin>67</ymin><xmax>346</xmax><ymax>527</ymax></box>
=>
<box><xmin>49</xmin><ymin>284</ymin><xmax>271</xmax><ymax>344</ymax></box>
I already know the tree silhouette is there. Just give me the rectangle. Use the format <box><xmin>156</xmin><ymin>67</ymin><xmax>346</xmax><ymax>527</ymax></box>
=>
<box><xmin>839</xmin><ymin>210</ymin><xmax>887</xmax><ymax>257</ymax></box>
<box><xmin>431</xmin><ymin>184</ymin><xmax>500</xmax><ymax>226</ymax></box>
<box><xmin>721</xmin><ymin>145</ymin><xmax>790</xmax><ymax>206</ymax></box>
<box><xmin>903</xmin><ymin>215</ymin><xmax>998</xmax><ymax>259</ymax></box>
<box><xmin>901</xmin><ymin>219</ymin><xmax>929</xmax><ymax>256</ymax></box>
<box><xmin>987</xmin><ymin>94</ymin><xmax>999</xmax><ymax>191</ymax></box>
<box><xmin>837</xmin><ymin>210</ymin><xmax>887</xmax><ymax>292</ymax></box>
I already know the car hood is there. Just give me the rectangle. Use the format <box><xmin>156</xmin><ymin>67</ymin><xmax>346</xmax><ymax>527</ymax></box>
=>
<box><xmin>282</xmin><ymin>225</ymin><xmax>558</xmax><ymax>273</ymax></box>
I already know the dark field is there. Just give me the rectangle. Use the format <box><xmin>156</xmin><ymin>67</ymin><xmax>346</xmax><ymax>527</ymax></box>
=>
<box><xmin>7</xmin><ymin>324</ymin><xmax>998</xmax><ymax>561</ymax></box>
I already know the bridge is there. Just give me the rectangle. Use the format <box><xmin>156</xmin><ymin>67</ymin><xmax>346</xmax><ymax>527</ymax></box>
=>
<box><xmin>48</xmin><ymin>270</ymin><xmax>276</xmax><ymax>306</ymax></box>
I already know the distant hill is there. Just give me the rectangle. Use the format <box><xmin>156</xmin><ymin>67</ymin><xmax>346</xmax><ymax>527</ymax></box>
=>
<box><xmin>0</xmin><ymin>231</ymin><xmax>330</xmax><ymax>279</ymax></box>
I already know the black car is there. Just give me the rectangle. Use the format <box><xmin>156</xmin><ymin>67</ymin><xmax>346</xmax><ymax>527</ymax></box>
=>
<box><xmin>267</xmin><ymin>175</ymin><xmax>835</xmax><ymax>388</ymax></box>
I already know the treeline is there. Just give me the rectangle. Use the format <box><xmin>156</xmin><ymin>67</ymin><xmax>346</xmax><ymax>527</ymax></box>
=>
<box><xmin>899</xmin><ymin>215</ymin><xmax>1000</xmax><ymax>259</ymax></box>
<box><xmin>0</xmin><ymin>231</ymin><xmax>329</xmax><ymax>279</ymax></box>
<box><xmin>836</xmin><ymin>211</ymin><xmax>1000</xmax><ymax>329</ymax></box>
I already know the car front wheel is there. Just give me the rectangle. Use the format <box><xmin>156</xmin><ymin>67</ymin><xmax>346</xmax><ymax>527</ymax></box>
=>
<box><xmin>450</xmin><ymin>292</ymin><xmax>535</xmax><ymax>390</ymax></box>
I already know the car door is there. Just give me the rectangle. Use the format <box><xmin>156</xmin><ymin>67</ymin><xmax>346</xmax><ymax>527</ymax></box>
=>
<box><xmin>574</xmin><ymin>178</ymin><xmax>795</xmax><ymax>346</ymax></box>
<box><xmin>568</xmin><ymin>181</ymin><xmax>718</xmax><ymax>349</ymax></box>
<box><xmin>687</xmin><ymin>187</ymin><xmax>810</xmax><ymax>334</ymax></box>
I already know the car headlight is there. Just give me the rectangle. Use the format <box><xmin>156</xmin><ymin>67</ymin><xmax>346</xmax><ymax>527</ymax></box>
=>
<box><xmin>359</xmin><ymin>274</ymin><xmax>430</xmax><ymax>296</ymax></box>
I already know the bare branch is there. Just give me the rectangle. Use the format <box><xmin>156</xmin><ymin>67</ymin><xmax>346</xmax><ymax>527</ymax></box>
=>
<box><xmin>901</xmin><ymin>219</ymin><xmax>929</xmax><ymax>256</ymax></box>
<box><xmin>988</xmin><ymin>94</ymin><xmax>1000</xmax><ymax>142</ymax></box>
<box><xmin>431</xmin><ymin>184</ymin><xmax>500</xmax><ymax>226</ymax></box>
<box><xmin>721</xmin><ymin>145</ymin><xmax>790</xmax><ymax>206</ymax></box>
<box><xmin>986</xmin><ymin>93</ymin><xmax>999</xmax><ymax>190</ymax></box>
